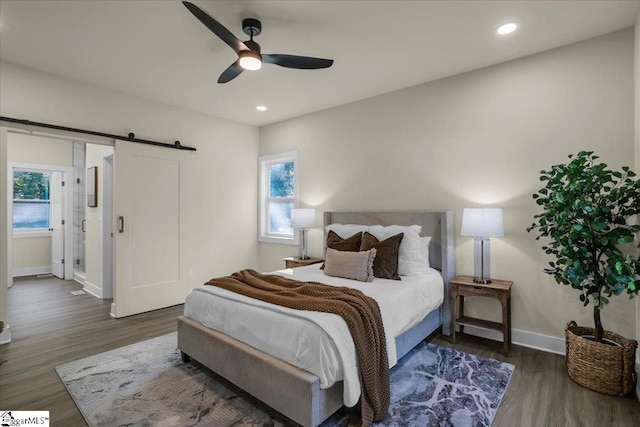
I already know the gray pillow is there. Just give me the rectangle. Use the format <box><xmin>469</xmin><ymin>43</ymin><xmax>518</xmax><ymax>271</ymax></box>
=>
<box><xmin>323</xmin><ymin>247</ymin><xmax>377</xmax><ymax>282</ymax></box>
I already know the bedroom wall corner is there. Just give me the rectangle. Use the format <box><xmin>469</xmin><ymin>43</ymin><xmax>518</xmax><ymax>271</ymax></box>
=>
<box><xmin>258</xmin><ymin>29</ymin><xmax>636</xmax><ymax>353</ymax></box>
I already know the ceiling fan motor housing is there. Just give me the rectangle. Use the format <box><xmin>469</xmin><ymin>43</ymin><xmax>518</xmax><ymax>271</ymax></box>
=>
<box><xmin>242</xmin><ymin>18</ymin><xmax>262</xmax><ymax>37</ymax></box>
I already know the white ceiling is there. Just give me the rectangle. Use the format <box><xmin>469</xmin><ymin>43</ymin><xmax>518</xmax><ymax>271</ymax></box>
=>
<box><xmin>1</xmin><ymin>0</ymin><xmax>639</xmax><ymax>126</ymax></box>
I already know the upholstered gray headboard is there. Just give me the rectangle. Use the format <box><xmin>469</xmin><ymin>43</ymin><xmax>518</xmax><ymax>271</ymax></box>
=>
<box><xmin>323</xmin><ymin>211</ymin><xmax>455</xmax><ymax>336</ymax></box>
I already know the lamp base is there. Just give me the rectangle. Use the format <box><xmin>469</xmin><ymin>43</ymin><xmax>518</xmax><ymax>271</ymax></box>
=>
<box><xmin>299</xmin><ymin>229</ymin><xmax>309</xmax><ymax>260</ymax></box>
<box><xmin>473</xmin><ymin>237</ymin><xmax>492</xmax><ymax>285</ymax></box>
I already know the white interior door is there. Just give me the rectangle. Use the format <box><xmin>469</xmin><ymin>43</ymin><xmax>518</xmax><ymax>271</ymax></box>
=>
<box><xmin>50</xmin><ymin>171</ymin><xmax>64</xmax><ymax>279</ymax></box>
<box><xmin>113</xmin><ymin>140</ymin><xmax>186</xmax><ymax>317</ymax></box>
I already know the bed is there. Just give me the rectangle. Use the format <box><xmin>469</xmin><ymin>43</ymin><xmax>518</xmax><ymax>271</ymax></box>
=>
<box><xmin>177</xmin><ymin>210</ymin><xmax>454</xmax><ymax>426</ymax></box>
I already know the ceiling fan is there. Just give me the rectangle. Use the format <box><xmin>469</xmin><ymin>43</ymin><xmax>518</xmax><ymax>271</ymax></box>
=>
<box><xmin>182</xmin><ymin>1</ymin><xmax>334</xmax><ymax>83</ymax></box>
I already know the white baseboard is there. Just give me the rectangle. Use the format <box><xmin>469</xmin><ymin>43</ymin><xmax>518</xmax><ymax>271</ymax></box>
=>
<box><xmin>460</xmin><ymin>325</ymin><xmax>566</xmax><ymax>355</ymax></box>
<box><xmin>12</xmin><ymin>266</ymin><xmax>51</xmax><ymax>277</ymax></box>
<box><xmin>73</xmin><ymin>272</ymin><xmax>86</xmax><ymax>285</ymax></box>
<box><xmin>0</xmin><ymin>324</ymin><xmax>11</xmax><ymax>344</ymax></box>
<box><xmin>83</xmin><ymin>280</ymin><xmax>102</xmax><ymax>299</ymax></box>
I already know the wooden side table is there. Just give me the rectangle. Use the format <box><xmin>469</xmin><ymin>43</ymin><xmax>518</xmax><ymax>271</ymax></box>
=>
<box><xmin>450</xmin><ymin>275</ymin><xmax>513</xmax><ymax>356</ymax></box>
<box><xmin>283</xmin><ymin>257</ymin><xmax>323</xmax><ymax>269</ymax></box>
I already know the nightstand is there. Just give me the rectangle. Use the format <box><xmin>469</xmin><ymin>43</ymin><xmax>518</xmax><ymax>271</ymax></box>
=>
<box><xmin>283</xmin><ymin>257</ymin><xmax>323</xmax><ymax>269</ymax></box>
<box><xmin>450</xmin><ymin>275</ymin><xmax>513</xmax><ymax>356</ymax></box>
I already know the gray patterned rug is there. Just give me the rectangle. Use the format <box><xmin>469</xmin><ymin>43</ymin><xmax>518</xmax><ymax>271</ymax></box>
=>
<box><xmin>56</xmin><ymin>333</ymin><xmax>514</xmax><ymax>427</ymax></box>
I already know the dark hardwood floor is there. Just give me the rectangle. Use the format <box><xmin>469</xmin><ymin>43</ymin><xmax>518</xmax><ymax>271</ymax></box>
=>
<box><xmin>0</xmin><ymin>276</ymin><xmax>183</xmax><ymax>425</ymax></box>
<box><xmin>431</xmin><ymin>334</ymin><xmax>640</xmax><ymax>427</ymax></box>
<box><xmin>1</xmin><ymin>276</ymin><xmax>638</xmax><ymax>426</ymax></box>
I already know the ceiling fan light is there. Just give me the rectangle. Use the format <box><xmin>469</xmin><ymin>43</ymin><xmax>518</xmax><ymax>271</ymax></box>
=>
<box><xmin>239</xmin><ymin>51</ymin><xmax>262</xmax><ymax>70</ymax></box>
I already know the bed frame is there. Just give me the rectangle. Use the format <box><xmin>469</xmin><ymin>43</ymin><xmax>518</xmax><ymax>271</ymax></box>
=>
<box><xmin>178</xmin><ymin>210</ymin><xmax>454</xmax><ymax>427</ymax></box>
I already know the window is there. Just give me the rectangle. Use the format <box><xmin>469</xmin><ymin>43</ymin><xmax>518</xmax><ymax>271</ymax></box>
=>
<box><xmin>13</xmin><ymin>171</ymin><xmax>51</xmax><ymax>231</ymax></box>
<box><xmin>259</xmin><ymin>151</ymin><xmax>298</xmax><ymax>244</ymax></box>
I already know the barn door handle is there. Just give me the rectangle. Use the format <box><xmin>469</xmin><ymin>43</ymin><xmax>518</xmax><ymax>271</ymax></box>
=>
<box><xmin>118</xmin><ymin>216</ymin><xmax>124</xmax><ymax>233</ymax></box>
<box><xmin>81</xmin><ymin>220</ymin><xmax>86</xmax><ymax>232</ymax></box>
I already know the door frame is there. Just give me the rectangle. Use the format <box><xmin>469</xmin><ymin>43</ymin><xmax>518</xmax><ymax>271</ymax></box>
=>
<box><xmin>102</xmin><ymin>154</ymin><xmax>114</xmax><ymax>301</ymax></box>
<box><xmin>7</xmin><ymin>162</ymin><xmax>74</xmax><ymax>285</ymax></box>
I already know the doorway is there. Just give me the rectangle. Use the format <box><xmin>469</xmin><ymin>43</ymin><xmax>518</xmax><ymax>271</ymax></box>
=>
<box><xmin>8</xmin><ymin>163</ymin><xmax>74</xmax><ymax>285</ymax></box>
<box><xmin>3</xmin><ymin>130</ymin><xmax>186</xmax><ymax>323</ymax></box>
<box><xmin>5</xmin><ymin>133</ymin><xmax>114</xmax><ymax>300</ymax></box>
<box><xmin>2</xmin><ymin>130</ymin><xmax>119</xmax><ymax>346</ymax></box>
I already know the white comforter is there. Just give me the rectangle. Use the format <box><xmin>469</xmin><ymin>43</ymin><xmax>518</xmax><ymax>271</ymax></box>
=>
<box><xmin>184</xmin><ymin>264</ymin><xmax>443</xmax><ymax>407</ymax></box>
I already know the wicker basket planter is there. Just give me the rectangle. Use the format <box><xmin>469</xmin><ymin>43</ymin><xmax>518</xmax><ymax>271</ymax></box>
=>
<box><xmin>565</xmin><ymin>321</ymin><xmax>638</xmax><ymax>396</ymax></box>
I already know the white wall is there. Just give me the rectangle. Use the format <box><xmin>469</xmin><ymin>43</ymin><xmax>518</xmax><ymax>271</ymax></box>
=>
<box><xmin>8</xmin><ymin>133</ymin><xmax>73</xmax><ymax>166</ymax></box>
<box><xmin>0</xmin><ymin>60</ymin><xmax>260</xmax><ymax>335</ymax></box>
<box><xmin>84</xmin><ymin>143</ymin><xmax>113</xmax><ymax>293</ymax></box>
<box><xmin>259</xmin><ymin>29</ymin><xmax>636</xmax><ymax>347</ymax></box>
<box><xmin>12</xmin><ymin>237</ymin><xmax>50</xmax><ymax>275</ymax></box>
<box><xmin>8</xmin><ymin>133</ymin><xmax>74</xmax><ymax>275</ymax></box>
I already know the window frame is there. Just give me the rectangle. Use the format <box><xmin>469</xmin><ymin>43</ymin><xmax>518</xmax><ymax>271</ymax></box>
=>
<box><xmin>12</xmin><ymin>167</ymin><xmax>53</xmax><ymax>236</ymax></box>
<box><xmin>258</xmin><ymin>151</ymin><xmax>299</xmax><ymax>245</ymax></box>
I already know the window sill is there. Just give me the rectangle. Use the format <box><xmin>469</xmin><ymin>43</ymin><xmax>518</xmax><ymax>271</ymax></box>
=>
<box><xmin>13</xmin><ymin>230</ymin><xmax>52</xmax><ymax>238</ymax></box>
<box><xmin>259</xmin><ymin>235</ymin><xmax>299</xmax><ymax>246</ymax></box>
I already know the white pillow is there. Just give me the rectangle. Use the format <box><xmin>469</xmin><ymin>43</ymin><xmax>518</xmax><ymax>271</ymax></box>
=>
<box><xmin>368</xmin><ymin>224</ymin><xmax>427</xmax><ymax>276</ymax></box>
<box><xmin>325</xmin><ymin>223</ymin><xmax>370</xmax><ymax>239</ymax></box>
<box><xmin>421</xmin><ymin>236</ymin><xmax>432</xmax><ymax>269</ymax></box>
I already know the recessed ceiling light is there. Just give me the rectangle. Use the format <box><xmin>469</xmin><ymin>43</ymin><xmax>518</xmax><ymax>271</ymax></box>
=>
<box><xmin>496</xmin><ymin>23</ymin><xmax>518</xmax><ymax>35</ymax></box>
<box><xmin>256</xmin><ymin>105</ymin><xmax>267</xmax><ymax>111</ymax></box>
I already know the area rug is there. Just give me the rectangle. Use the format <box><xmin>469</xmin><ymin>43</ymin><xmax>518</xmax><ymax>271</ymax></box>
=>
<box><xmin>56</xmin><ymin>333</ymin><xmax>514</xmax><ymax>427</ymax></box>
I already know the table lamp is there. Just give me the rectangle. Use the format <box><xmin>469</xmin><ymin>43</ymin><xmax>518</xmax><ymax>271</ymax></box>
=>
<box><xmin>291</xmin><ymin>208</ymin><xmax>317</xmax><ymax>260</ymax></box>
<box><xmin>461</xmin><ymin>208</ymin><xmax>504</xmax><ymax>284</ymax></box>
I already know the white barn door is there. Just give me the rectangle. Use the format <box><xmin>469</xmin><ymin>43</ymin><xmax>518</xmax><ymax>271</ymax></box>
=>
<box><xmin>113</xmin><ymin>140</ymin><xmax>186</xmax><ymax>318</ymax></box>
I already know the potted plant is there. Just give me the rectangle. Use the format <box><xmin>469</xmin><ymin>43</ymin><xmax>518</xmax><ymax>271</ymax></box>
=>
<box><xmin>527</xmin><ymin>151</ymin><xmax>639</xmax><ymax>395</ymax></box>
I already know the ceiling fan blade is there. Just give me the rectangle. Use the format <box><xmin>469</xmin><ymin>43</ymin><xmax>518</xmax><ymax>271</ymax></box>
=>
<box><xmin>218</xmin><ymin>60</ymin><xmax>244</xmax><ymax>83</ymax></box>
<box><xmin>262</xmin><ymin>54</ymin><xmax>334</xmax><ymax>69</ymax></box>
<box><xmin>182</xmin><ymin>1</ymin><xmax>248</xmax><ymax>54</ymax></box>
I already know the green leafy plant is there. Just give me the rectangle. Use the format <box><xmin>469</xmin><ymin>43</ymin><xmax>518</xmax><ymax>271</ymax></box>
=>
<box><xmin>527</xmin><ymin>151</ymin><xmax>640</xmax><ymax>342</ymax></box>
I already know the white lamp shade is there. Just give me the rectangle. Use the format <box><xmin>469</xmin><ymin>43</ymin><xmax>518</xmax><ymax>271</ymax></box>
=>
<box><xmin>461</xmin><ymin>208</ymin><xmax>504</xmax><ymax>237</ymax></box>
<box><xmin>291</xmin><ymin>208</ymin><xmax>317</xmax><ymax>229</ymax></box>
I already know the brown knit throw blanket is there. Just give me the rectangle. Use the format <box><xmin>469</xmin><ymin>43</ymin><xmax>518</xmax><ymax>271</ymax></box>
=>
<box><xmin>205</xmin><ymin>269</ymin><xmax>390</xmax><ymax>426</ymax></box>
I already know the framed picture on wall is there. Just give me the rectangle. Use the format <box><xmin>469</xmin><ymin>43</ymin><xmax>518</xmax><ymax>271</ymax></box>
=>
<box><xmin>87</xmin><ymin>166</ymin><xmax>98</xmax><ymax>207</ymax></box>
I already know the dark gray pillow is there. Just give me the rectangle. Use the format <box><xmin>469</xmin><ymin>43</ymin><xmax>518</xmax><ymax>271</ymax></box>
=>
<box><xmin>359</xmin><ymin>232</ymin><xmax>403</xmax><ymax>280</ymax></box>
<box><xmin>326</xmin><ymin>230</ymin><xmax>362</xmax><ymax>251</ymax></box>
